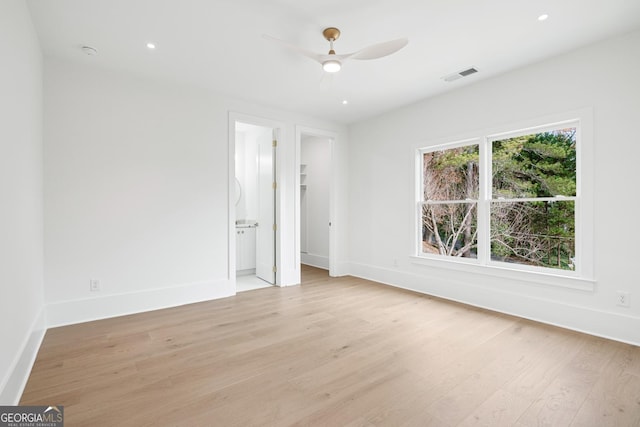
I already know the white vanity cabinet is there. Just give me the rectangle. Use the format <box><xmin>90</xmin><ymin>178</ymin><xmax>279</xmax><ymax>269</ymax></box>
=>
<box><xmin>236</xmin><ymin>225</ymin><xmax>256</xmax><ymax>273</ymax></box>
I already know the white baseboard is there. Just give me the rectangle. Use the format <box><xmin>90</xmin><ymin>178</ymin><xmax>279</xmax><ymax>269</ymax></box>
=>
<box><xmin>0</xmin><ymin>307</ymin><xmax>46</xmax><ymax>405</ymax></box>
<box><xmin>348</xmin><ymin>261</ymin><xmax>640</xmax><ymax>346</ymax></box>
<box><xmin>236</xmin><ymin>268</ymin><xmax>256</xmax><ymax>276</ymax></box>
<box><xmin>47</xmin><ymin>279</ymin><xmax>235</xmax><ymax>328</ymax></box>
<box><xmin>330</xmin><ymin>261</ymin><xmax>350</xmax><ymax>277</ymax></box>
<box><xmin>301</xmin><ymin>253</ymin><xmax>329</xmax><ymax>270</ymax></box>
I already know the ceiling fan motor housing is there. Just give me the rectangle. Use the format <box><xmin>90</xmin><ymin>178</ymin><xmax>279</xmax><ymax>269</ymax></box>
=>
<box><xmin>322</xmin><ymin>27</ymin><xmax>341</xmax><ymax>41</ymax></box>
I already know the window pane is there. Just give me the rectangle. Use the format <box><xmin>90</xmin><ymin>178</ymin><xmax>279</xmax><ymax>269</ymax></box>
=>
<box><xmin>422</xmin><ymin>203</ymin><xmax>477</xmax><ymax>258</ymax></box>
<box><xmin>492</xmin><ymin>128</ymin><xmax>576</xmax><ymax>198</ymax></box>
<box><xmin>423</xmin><ymin>145</ymin><xmax>479</xmax><ymax>201</ymax></box>
<box><xmin>490</xmin><ymin>200</ymin><xmax>575</xmax><ymax>270</ymax></box>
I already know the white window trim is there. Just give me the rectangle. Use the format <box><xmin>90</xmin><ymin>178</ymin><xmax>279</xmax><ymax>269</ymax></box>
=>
<box><xmin>413</xmin><ymin>108</ymin><xmax>595</xmax><ymax>290</ymax></box>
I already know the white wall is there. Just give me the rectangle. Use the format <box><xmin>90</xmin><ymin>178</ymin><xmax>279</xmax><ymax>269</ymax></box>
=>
<box><xmin>300</xmin><ymin>136</ymin><xmax>331</xmax><ymax>269</ymax></box>
<box><xmin>235</xmin><ymin>132</ymin><xmax>254</xmax><ymax>222</ymax></box>
<box><xmin>347</xmin><ymin>29</ymin><xmax>640</xmax><ymax>345</ymax></box>
<box><xmin>44</xmin><ymin>57</ymin><xmax>348</xmax><ymax>325</ymax></box>
<box><xmin>235</xmin><ymin>126</ymin><xmax>267</xmax><ymax>223</ymax></box>
<box><xmin>0</xmin><ymin>1</ymin><xmax>46</xmax><ymax>404</ymax></box>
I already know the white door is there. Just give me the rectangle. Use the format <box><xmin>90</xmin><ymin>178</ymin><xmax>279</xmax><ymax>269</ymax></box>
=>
<box><xmin>256</xmin><ymin>128</ymin><xmax>275</xmax><ymax>284</ymax></box>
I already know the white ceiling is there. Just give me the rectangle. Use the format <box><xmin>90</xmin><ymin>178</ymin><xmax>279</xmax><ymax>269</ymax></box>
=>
<box><xmin>26</xmin><ymin>0</ymin><xmax>640</xmax><ymax>124</ymax></box>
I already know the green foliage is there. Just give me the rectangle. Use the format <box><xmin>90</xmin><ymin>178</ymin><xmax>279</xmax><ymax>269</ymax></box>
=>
<box><xmin>423</xmin><ymin>128</ymin><xmax>577</xmax><ymax>270</ymax></box>
<box><xmin>490</xmin><ymin>129</ymin><xmax>577</xmax><ymax>270</ymax></box>
<box><xmin>492</xmin><ymin>129</ymin><xmax>576</xmax><ymax>198</ymax></box>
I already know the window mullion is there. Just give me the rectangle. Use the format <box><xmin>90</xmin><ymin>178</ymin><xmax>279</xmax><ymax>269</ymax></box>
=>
<box><xmin>477</xmin><ymin>137</ymin><xmax>491</xmax><ymax>264</ymax></box>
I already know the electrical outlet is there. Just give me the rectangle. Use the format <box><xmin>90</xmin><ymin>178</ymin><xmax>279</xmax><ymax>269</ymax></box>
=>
<box><xmin>616</xmin><ymin>291</ymin><xmax>630</xmax><ymax>307</ymax></box>
<box><xmin>90</xmin><ymin>279</ymin><xmax>100</xmax><ymax>292</ymax></box>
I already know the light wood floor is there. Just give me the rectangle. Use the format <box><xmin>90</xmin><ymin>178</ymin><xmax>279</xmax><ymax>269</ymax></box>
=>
<box><xmin>21</xmin><ymin>266</ymin><xmax>640</xmax><ymax>426</ymax></box>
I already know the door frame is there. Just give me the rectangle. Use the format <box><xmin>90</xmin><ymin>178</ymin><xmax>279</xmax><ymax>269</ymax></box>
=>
<box><xmin>228</xmin><ymin>112</ymin><xmax>284</xmax><ymax>286</ymax></box>
<box><xmin>295</xmin><ymin>126</ymin><xmax>338</xmax><ymax>277</ymax></box>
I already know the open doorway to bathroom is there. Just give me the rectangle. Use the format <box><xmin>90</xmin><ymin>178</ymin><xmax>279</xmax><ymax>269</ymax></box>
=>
<box><xmin>234</xmin><ymin>121</ymin><xmax>276</xmax><ymax>292</ymax></box>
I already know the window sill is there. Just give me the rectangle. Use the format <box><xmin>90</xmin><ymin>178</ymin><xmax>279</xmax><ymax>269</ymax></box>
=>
<box><xmin>409</xmin><ymin>255</ymin><xmax>595</xmax><ymax>291</ymax></box>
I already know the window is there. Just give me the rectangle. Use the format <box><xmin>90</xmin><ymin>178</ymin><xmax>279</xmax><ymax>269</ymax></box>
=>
<box><xmin>421</xmin><ymin>142</ymin><xmax>479</xmax><ymax>259</ymax></box>
<box><xmin>418</xmin><ymin>119</ymin><xmax>588</xmax><ymax>280</ymax></box>
<box><xmin>490</xmin><ymin>127</ymin><xmax>576</xmax><ymax>271</ymax></box>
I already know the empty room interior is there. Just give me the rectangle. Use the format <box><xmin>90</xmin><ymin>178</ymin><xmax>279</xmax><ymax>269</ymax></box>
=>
<box><xmin>2</xmin><ymin>0</ymin><xmax>640</xmax><ymax>425</ymax></box>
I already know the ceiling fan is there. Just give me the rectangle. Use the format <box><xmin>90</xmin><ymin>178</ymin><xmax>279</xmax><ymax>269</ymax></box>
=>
<box><xmin>264</xmin><ymin>27</ymin><xmax>408</xmax><ymax>73</ymax></box>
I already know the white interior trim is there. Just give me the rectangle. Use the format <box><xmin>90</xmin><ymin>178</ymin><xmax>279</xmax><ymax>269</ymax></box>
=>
<box><xmin>295</xmin><ymin>125</ymin><xmax>339</xmax><ymax>277</ymax></box>
<box><xmin>301</xmin><ymin>253</ymin><xmax>330</xmax><ymax>270</ymax></box>
<box><xmin>349</xmin><ymin>261</ymin><xmax>640</xmax><ymax>346</ymax></box>
<box><xmin>413</xmin><ymin>107</ymin><xmax>594</xmax><ymax>285</ymax></box>
<box><xmin>0</xmin><ymin>308</ymin><xmax>46</xmax><ymax>405</ymax></box>
<box><xmin>47</xmin><ymin>279</ymin><xmax>233</xmax><ymax>328</ymax></box>
<box><xmin>228</xmin><ymin>112</ymin><xmax>287</xmax><ymax>286</ymax></box>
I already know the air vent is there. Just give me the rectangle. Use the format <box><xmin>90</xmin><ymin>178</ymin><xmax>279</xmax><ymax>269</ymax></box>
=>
<box><xmin>442</xmin><ymin>67</ymin><xmax>478</xmax><ymax>82</ymax></box>
<box><xmin>459</xmin><ymin>67</ymin><xmax>478</xmax><ymax>77</ymax></box>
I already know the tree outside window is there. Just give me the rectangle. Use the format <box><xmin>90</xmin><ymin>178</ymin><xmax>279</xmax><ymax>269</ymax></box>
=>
<box><xmin>420</xmin><ymin>123</ymin><xmax>578</xmax><ymax>273</ymax></box>
<box><xmin>422</xmin><ymin>144</ymin><xmax>479</xmax><ymax>258</ymax></box>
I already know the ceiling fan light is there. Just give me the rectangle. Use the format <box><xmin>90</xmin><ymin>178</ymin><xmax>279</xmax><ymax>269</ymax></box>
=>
<box><xmin>322</xmin><ymin>59</ymin><xmax>341</xmax><ymax>73</ymax></box>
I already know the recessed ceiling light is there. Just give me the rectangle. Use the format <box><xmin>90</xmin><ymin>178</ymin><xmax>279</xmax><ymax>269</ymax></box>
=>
<box><xmin>538</xmin><ymin>14</ymin><xmax>549</xmax><ymax>21</ymax></box>
<box><xmin>342</xmin><ymin>100</ymin><xmax>348</xmax><ymax>105</ymax></box>
<box><xmin>146</xmin><ymin>42</ymin><xmax>156</xmax><ymax>49</ymax></box>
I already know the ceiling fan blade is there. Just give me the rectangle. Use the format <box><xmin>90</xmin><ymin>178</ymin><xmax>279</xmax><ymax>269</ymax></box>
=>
<box><xmin>262</xmin><ymin>34</ymin><xmax>322</xmax><ymax>64</ymax></box>
<box><xmin>349</xmin><ymin>38</ymin><xmax>409</xmax><ymax>61</ymax></box>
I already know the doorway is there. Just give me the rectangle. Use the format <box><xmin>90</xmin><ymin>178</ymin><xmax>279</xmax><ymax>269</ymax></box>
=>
<box><xmin>297</xmin><ymin>127</ymin><xmax>336</xmax><ymax>277</ymax></box>
<box><xmin>234</xmin><ymin>121</ymin><xmax>276</xmax><ymax>291</ymax></box>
